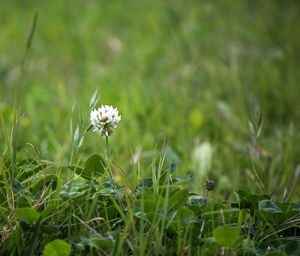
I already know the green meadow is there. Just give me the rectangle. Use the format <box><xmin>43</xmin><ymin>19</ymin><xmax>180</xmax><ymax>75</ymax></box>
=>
<box><xmin>0</xmin><ymin>1</ymin><xmax>299</xmax><ymax>255</ymax></box>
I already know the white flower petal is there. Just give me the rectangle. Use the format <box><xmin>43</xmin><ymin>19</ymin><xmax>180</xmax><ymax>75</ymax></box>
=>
<box><xmin>90</xmin><ymin>105</ymin><xmax>121</xmax><ymax>136</ymax></box>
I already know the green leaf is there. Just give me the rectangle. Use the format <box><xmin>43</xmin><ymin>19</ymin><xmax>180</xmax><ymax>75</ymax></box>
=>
<box><xmin>259</xmin><ymin>200</ymin><xmax>282</xmax><ymax>213</ymax></box>
<box><xmin>165</xmin><ymin>147</ymin><xmax>181</xmax><ymax>165</ymax></box>
<box><xmin>140</xmin><ymin>177</ymin><xmax>153</xmax><ymax>187</ymax></box>
<box><xmin>236</xmin><ymin>189</ymin><xmax>269</xmax><ymax>211</ymax></box>
<box><xmin>100</xmin><ymin>205</ymin><xmax>119</xmax><ymax>221</ymax></box>
<box><xmin>255</xmin><ymin>210</ymin><xmax>286</xmax><ymax>225</ymax></box>
<box><xmin>41</xmin><ymin>202</ymin><xmax>59</xmax><ymax>218</ymax></box>
<box><xmin>264</xmin><ymin>252</ymin><xmax>286</xmax><ymax>256</ymax></box>
<box><xmin>168</xmin><ymin>207</ymin><xmax>196</xmax><ymax>231</ymax></box>
<box><xmin>171</xmin><ymin>174</ymin><xmax>192</xmax><ymax>184</ymax></box>
<box><xmin>43</xmin><ymin>239</ymin><xmax>71</xmax><ymax>256</ymax></box>
<box><xmin>93</xmin><ymin>238</ymin><xmax>114</xmax><ymax>249</ymax></box>
<box><xmin>67</xmin><ymin>154</ymin><xmax>106</xmax><ymax>179</ymax></box>
<box><xmin>176</xmin><ymin>207</ymin><xmax>195</xmax><ymax>225</ymax></box>
<box><xmin>67</xmin><ymin>165</ymin><xmax>84</xmax><ymax>177</ymax></box>
<box><xmin>283</xmin><ymin>240</ymin><xmax>300</xmax><ymax>256</ymax></box>
<box><xmin>82</xmin><ymin>154</ymin><xmax>106</xmax><ymax>179</ymax></box>
<box><xmin>256</xmin><ymin>200</ymin><xmax>285</xmax><ymax>224</ymax></box>
<box><xmin>18</xmin><ymin>162</ymin><xmax>46</xmax><ymax>181</ymax></box>
<box><xmin>9</xmin><ymin>178</ymin><xmax>26</xmax><ymax>193</ymax></box>
<box><xmin>290</xmin><ymin>202</ymin><xmax>300</xmax><ymax>211</ymax></box>
<box><xmin>31</xmin><ymin>174</ymin><xmax>57</xmax><ymax>194</ymax></box>
<box><xmin>16</xmin><ymin>207</ymin><xmax>40</xmax><ymax>224</ymax></box>
<box><xmin>137</xmin><ymin>199</ymin><xmax>160</xmax><ymax>213</ymax></box>
<box><xmin>59</xmin><ymin>191</ymin><xmax>85</xmax><ymax>200</ymax></box>
<box><xmin>40</xmin><ymin>225</ymin><xmax>60</xmax><ymax>235</ymax></box>
<box><xmin>168</xmin><ymin>188</ymin><xmax>189</xmax><ymax>210</ymax></box>
<box><xmin>103</xmin><ymin>178</ymin><xmax>116</xmax><ymax>188</ymax></box>
<box><xmin>134</xmin><ymin>197</ymin><xmax>163</xmax><ymax>222</ymax></box>
<box><xmin>72</xmin><ymin>235</ymin><xmax>114</xmax><ymax>250</ymax></box>
<box><xmin>213</xmin><ymin>225</ymin><xmax>239</xmax><ymax>247</ymax></box>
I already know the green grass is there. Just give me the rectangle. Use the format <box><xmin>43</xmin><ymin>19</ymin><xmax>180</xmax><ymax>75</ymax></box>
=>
<box><xmin>0</xmin><ymin>0</ymin><xmax>299</xmax><ymax>255</ymax></box>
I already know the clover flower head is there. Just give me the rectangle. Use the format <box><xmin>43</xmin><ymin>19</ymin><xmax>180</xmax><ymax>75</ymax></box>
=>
<box><xmin>204</xmin><ymin>180</ymin><xmax>215</xmax><ymax>191</ymax></box>
<box><xmin>90</xmin><ymin>105</ymin><xmax>121</xmax><ymax>136</ymax></box>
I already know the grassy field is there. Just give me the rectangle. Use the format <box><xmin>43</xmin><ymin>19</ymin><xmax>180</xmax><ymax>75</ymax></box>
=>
<box><xmin>0</xmin><ymin>1</ymin><xmax>299</xmax><ymax>255</ymax></box>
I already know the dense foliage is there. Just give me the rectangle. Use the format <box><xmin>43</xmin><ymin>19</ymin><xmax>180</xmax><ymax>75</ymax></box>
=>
<box><xmin>1</xmin><ymin>152</ymin><xmax>299</xmax><ymax>255</ymax></box>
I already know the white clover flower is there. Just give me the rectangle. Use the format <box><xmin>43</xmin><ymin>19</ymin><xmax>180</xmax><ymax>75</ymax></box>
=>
<box><xmin>90</xmin><ymin>105</ymin><xmax>121</xmax><ymax>136</ymax></box>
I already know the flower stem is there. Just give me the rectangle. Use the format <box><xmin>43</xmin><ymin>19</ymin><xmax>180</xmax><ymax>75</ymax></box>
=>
<box><xmin>105</xmin><ymin>135</ymin><xmax>125</xmax><ymax>210</ymax></box>
<box><xmin>106</xmin><ymin>135</ymin><xmax>110</xmax><ymax>160</ymax></box>
<box><xmin>204</xmin><ymin>190</ymin><xmax>208</xmax><ymax>205</ymax></box>
<box><xmin>105</xmin><ymin>136</ymin><xmax>113</xmax><ymax>179</ymax></box>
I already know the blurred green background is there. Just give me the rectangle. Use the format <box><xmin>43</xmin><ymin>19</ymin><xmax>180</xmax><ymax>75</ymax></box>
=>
<box><xmin>0</xmin><ymin>0</ymin><xmax>299</xmax><ymax>199</ymax></box>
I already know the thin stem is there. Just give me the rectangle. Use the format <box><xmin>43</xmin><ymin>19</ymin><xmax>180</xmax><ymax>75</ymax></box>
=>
<box><xmin>106</xmin><ymin>136</ymin><xmax>109</xmax><ymax>160</ymax></box>
<box><xmin>105</xmin><ymin>135</ymin><xmax>125</xmax><ymax>210</ymax></box>
<box><xmin>203</xmin><ymin>190</ymin><xmax>208</xmax><ymax>205</ymax></box>
<box><xmin>105</xmin><ymin>136</ymin><xmax>113</xmax><ymax>179</ymax></box>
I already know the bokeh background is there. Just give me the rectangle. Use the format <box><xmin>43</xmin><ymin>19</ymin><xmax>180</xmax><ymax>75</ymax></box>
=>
<box><xmin>0</xmin><ymin>0</ymin><xmax>299</xmax><ymax>199</ymax></box>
